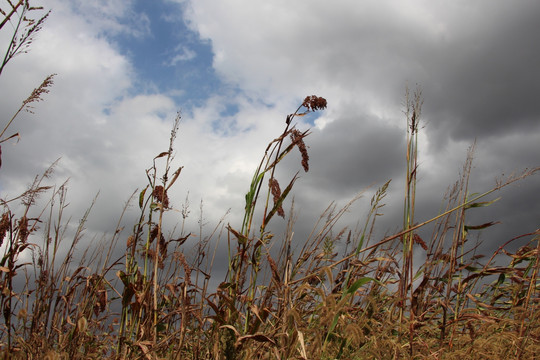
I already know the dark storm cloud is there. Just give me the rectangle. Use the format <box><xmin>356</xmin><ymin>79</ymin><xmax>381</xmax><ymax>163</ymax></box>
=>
<box><xmin>304</xmin><ymin>113</ymin><xmax>404</xmax><ymax>199</ymax></box>
<box><xmin>264</xmin><ymin>1</ymin><xmax>540</xmax><ymax>151</ymax></box>
<box><xmin>421</xmin><ymin>1</ymin><xmax>540</xmax><ymax>145</ymax></box>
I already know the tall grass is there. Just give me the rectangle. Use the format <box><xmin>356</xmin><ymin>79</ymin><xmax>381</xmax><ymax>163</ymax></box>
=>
<box><xmin>2</xmin><ymin>3</ymin><xmax>540</xmax><ymax>359</ymax></box>
<box><xmin>1</xmin><ymin>91</ymin><xmax>538</xmax><ymax>359</ymax></box>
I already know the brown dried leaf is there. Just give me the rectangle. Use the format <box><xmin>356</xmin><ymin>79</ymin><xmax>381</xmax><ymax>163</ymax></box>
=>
<box><xmin>154</xmin><ymin>151</ymin><xmax>170</xmax><ymax>159</ymax></box>
<box><xmin>236</xmin><ymin>333</ymin><xmax>276</xmax><ymax>347</ymax></box>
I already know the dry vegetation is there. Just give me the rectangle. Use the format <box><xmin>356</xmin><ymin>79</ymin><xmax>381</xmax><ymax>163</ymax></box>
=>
<box><xmin>1</xmin><ymin>2</ymin><xmax>539</xmax><ymax>359</ymax></box>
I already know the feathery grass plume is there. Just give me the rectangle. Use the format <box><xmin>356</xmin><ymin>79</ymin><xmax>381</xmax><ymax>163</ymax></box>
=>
<box><xmin>0</xmin><ymin>73</ymin><xmax>56</xmax><ymax>145</ymax></box>
<box><xmin>0</xmin><ymin>2</ymin><xmax>53</xmax><ymax>174</ymax></box>
<box><xmin>0</xmin><ymin>1</ymin><xmax>49</xmax><ymax>76</ymax></box>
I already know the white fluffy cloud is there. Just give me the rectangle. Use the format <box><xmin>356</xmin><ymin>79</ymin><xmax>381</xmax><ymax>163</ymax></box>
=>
<box><xmin>1</xmin><ymin>0</ymin><xmax>538</xmax><ymax>259</ymax></box>
<box><xmin>1</xmin><ymin>2</ymin><xmax>171</xmax><ymax>229</ymax></box>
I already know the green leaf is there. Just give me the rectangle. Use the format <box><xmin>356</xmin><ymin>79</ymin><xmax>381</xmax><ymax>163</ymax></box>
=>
<box><xmin>139</xmin><ymin>186</ymin><xmax>148</xmax><ymax>209</ymax></box>
<box><xmin>346</xmin><ymin>277</ymin><xmax>379</xmax><ymax>295</ymax></box>
<box><xmin>324</xmin><ymin>312</ymin><xmax>343</xmax><ymax>345</ymax></box>
<box><xmin>245</xmin><ymin>171</ymin><xmax>265</xmax><ymax>211</ymax></box>
<box><xmin>465</xmin><ymin>197</ymin><xmax>500</xmax><ymax>209</ymax></box>
<box><xmin>324</xmin><ymin>276</ymin><xmax>381</xmax><ymax>346</ymax></box>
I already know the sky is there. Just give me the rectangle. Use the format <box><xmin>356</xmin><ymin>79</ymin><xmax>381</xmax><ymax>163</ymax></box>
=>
<box><xmin>1</xmin><ymin>0</ymin><xmax>539</xmax><ymax>270</ymax></box>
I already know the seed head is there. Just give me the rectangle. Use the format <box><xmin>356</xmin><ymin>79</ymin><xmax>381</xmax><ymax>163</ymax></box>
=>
<box><xmin>269</xmin><ymin>177</ymin><xmax>285</xmax><ymax>218</ymax></box>
<box><xmin>291</xmin><ymin>129</ymin><xmax>310</xmax><ymax>172</ymax></box>
<box><xmin>0</xmin><ymin>212</ymin><xmax>10</xmax><ymax>248</ymax></box>
<box><xmin>302</xmin><ymin>95</ymin><xmax>327</xmax><ymax>112</ymax></box>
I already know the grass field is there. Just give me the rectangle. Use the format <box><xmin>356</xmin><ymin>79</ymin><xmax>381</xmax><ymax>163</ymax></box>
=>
<box><xmin>1</xmin><ymin>3</ymin><xmax>539</xmax><ymax>359</ymax></box>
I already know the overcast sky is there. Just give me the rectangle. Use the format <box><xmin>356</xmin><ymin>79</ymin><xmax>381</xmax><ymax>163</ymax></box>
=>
<box><xmin>1</xmin><ymin>0</ymin><xmax>539</xmax><ymax>267</ymax></box>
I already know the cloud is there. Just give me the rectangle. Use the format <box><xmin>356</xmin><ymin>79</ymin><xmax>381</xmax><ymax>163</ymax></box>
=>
<box><xmin>65</xmin><ymin>0</ymin><xmax>151</xmax><ymax>38</ymax></box>
<box><xmin>0</xmin><ymin>2</ymin><xmax>172</xmax><ymax>231</ymax></box>
<box><xmin>177</xmin><ymin>0</ymin><xmax>540</xmax><ymax>252</ymax></box>
<box><xmin>181</xmin><ymin>0</ymin><xmax>540</xmax><ymax>138</ymax></box>
<box><xmin>1</xmin><ymin>0</ymin><xmax>538</xmax><ymax>268</ymax></box>
<box><xmin>165</xmin><ymin>45</ymin><xmax>197</xmax><ymax>66</ymax></box>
